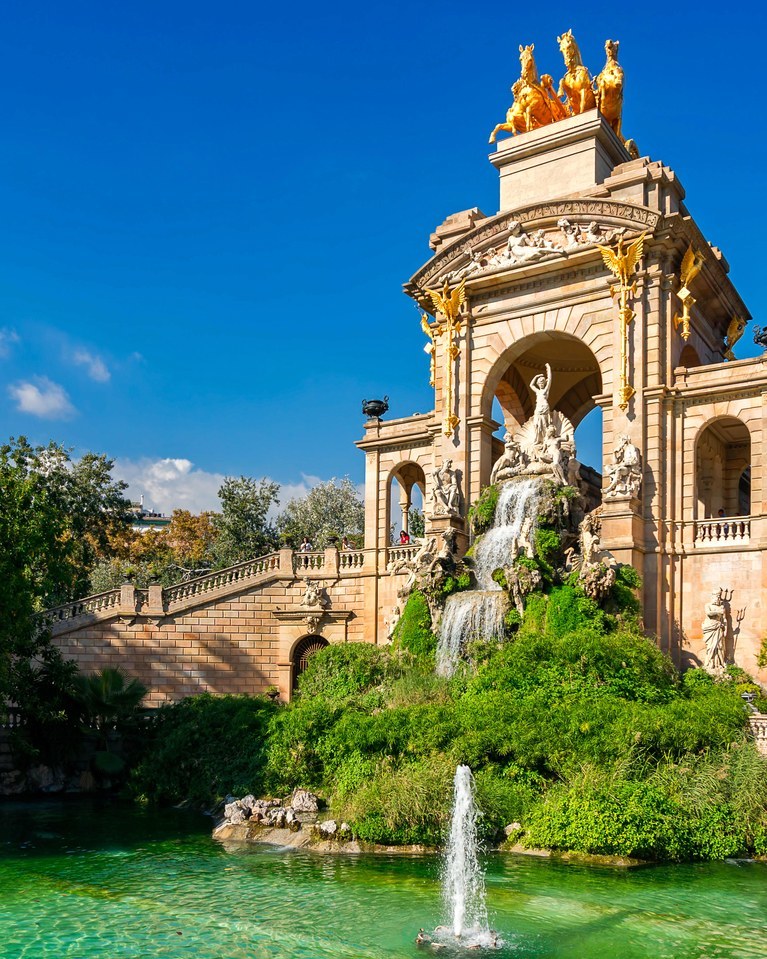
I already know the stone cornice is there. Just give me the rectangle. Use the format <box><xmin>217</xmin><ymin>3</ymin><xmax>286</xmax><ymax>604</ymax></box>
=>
<box><xmin>406</xmin><ymin>198</ymin><xmax>661</xmax><ymax>293</ymax></box>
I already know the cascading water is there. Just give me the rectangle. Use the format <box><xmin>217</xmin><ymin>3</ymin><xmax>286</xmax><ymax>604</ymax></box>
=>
<box><xmin>421</xmin><ymin>765</ymin><xmax>501</xmax><ymax>950</ymax></box>
<box><xmin>436</xmin><ymin>477</ymin><xmax>542</xmax><ymax>677</ymax></box>
<box><xmin>442</xmin><ymin>765</ymin><xmax>488</xmax><ymax>939</ymax></box>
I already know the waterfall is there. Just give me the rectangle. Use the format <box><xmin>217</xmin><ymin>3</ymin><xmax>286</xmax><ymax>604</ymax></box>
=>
<box><xmin>473</xmin><ymin>478</ymin><xmax>541</xmax><ymax>589</ymax></box>
<box><xmin>435</xmin><ymin>477</ymin><xmax>542</xmax><ymax>676</ymax></box>
<box><xmin>439</xmin><ymin>765</ymin><xmax>496</xmax><ymax>946</ymax></box>
<box><xmin>436</xmin><ymin>593</ymin><xmax>507</xmax><ymax>677</ymax></box>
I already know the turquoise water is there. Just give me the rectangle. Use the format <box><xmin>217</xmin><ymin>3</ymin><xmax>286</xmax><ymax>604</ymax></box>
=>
<box><xmin>2</xmin><ymin>799</ymin><xmax>767</xmax><ymax>958</ymax></box>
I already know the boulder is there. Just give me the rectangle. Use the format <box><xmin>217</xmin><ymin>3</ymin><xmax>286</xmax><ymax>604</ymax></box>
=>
<box><xmin>318</xmin><ymin>819</ymin><xmax>338</xmax><ymax>837</ymax></box>
<box><xmin>290</xmin><ymin>789</ymin><xmax>319</xmax><ymax>813</ymax></box>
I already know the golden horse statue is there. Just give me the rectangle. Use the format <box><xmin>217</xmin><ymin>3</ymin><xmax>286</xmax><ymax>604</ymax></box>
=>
<box><xmin>489</xmin><ymin>44</ymin><xmax>567</xmax><ymax>143</ymax></box>
<box><xmin>594</xmin><ymin>39</ymin><xmax>624</xmax><ymax>139</ymax></box>
<box><xmin>556</xmin><ymin>29</ymin><xmax>596</xmax><ymax>115</ymax></box>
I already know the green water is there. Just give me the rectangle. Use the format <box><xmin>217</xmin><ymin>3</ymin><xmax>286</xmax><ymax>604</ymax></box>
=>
<box><xmin>2</xmin><ymin>799</ymin><xmax>767</xmax><ymax>958</ymax></box>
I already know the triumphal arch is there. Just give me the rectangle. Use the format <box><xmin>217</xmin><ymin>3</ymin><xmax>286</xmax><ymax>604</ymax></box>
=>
<box><xmin>360</xmin><ymin>35</ymin><xmax>763</xmax><ymax>671</ymax></box>
<box><xmin>49</xmin><ymin>34</ymin><xmax>766</xmax><ymax>700</ymax></box>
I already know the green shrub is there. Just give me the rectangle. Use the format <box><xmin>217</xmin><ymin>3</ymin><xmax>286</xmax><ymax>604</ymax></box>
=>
<box><xmin>392</xmin><ymin>590</ymin><xmax>437</xmax><ymax>658</ymax></box>
<box><xmin>469</xmin><ymin>485</ymin><xmax>499</xmax><ymax>534</ymax></box>
<box><xmin>341</xmin><ymin>756</ymin><xmax>455</xmax><ymax>845</ymax></box>
<box><xmin>296</xmin><ymin>642</ymin><xmax>391</xmax><ymax>700</ymax></box>
<box><xmin>441</xmin><ymin>571</ymin><xmax>472</xmax><ymax>598</ymax></box>
<box><xmin>131</xmin><ymin>694</ymin><xmax>277</xmax><ymax>804</ymax></box>
<box><xmin>533</xmin><ymin>527</ymin><xmax>562</xmax><ymax>572</ymax></box>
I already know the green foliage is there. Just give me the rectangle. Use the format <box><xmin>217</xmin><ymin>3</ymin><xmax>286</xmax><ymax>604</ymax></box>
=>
<box><xmin>213</xmin><ymin>476</ymin><xmax>280</xmax><ymax>566</ymax></box>
<box><xmin>340</xmin><ymin>756</ymin><xmax>455</xmax><ymax>845</ymax></box>
<box><xmin>296</xmin><ymin>643</ymin><xmax>391</xmax><ymax>701</ymax></box>
<box><xmin>440</xmin><ymin>571</ymin><xmax>472</xmax><ymax>599</ymax></box>
<box><xmin>533</xmin><ymin>527</ymin><xmax>562</xmax><ymax>572</ymax></box>
<box><xmin>468</xmin><ymin>485</ymin><xmax>499</xmax><ymax>535</ymax></box>
<box><xmin>277</xmin><ymin>477</ymin><xmax>364</xmax><ymax>550</ymax></box>
<box><xmin>392</xmin><ymin>590</ymin><xmax>437</xmax><ymax>658</ymax></box>
<box><xmin>409</xmin><ymin>507</ymin><xmax>425</xmax><ymax>539</ymax></box>
<box><xmin>503</xmin><ymin>609</ymin><xmax>522</xmax><ymax>636</ymax></box>
<box><xmin>131</xmin><ymin>694</ymin><xmax>278</xmax><ymax>804</ymax></box>
<box><xmin>0</xmin><ymin>436</ymin><xmax>131</xmax><ymax>705</ymax></box>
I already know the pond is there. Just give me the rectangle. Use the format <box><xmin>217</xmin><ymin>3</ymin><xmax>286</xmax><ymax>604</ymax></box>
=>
<box><xmin>1</xmin><ymin>798</ymin><xmax>766</xmax><ymax>958</ymax></box>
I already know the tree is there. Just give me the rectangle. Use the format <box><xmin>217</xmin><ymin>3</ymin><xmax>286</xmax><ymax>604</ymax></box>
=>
<box><xmin>409</xmin><ymin>507</ymin><xmax>425</xmax><ymax>539</ymax></box>
<box><xmin>0</xmin><ymin>436</ymin><xmax>131</xmax><ymax>704</ymax></box>
<box><xmin>212</xmin><ymin>476</ymin><xmax>280</xmax><ymax>566</ymax></box>
<box><xmin>277</xmin><ymin>477</ymin><xmax>364</xmax><ymax>549</ymax></box>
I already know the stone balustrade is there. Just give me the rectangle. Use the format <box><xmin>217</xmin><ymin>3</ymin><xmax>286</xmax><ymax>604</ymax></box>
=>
<box><xmin>292</xmin><ymin>551</ymin><xmax>325</xmax><ymax>573</ymax></box>
<box><xmin>694</xmin><ymin>516</ymin><xmax>750</xmax><ymax>547</ymax></box>
<box><xmin>1</xmin><ymin>708</ymin><xmax>26</xmax><ymax>729</ymax></box>
<box><xmin>339</xmin><ymin>550</ymin><xmax>366</xmax><ymax>571</ymax></box>
<box><xmin>44</xmin><ymin>588</ymin><xmax>122</xmax><ymax>624</ymax></box>
<box><xmin>748</xmin><ymin>713</ymin><xmax>767</xmax><ymax>756</ymax></box>
<box><xmin>164</xmin><ymin>553</ymin><xmax>281</xmax><ymax>608</ymax></box>
<box><xmin>387</xmin><ymin>544</ymin><xmax>420</xmax><ymax>568</ymax></box>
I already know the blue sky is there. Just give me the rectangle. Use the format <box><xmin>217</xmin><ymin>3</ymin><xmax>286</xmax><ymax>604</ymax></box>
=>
<box><xmin>1</xmin><ymin>2</ymin><xmax>765</xmax><ymax>511</ymax></box>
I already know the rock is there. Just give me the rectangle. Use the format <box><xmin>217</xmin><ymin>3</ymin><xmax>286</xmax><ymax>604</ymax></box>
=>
<box><xmin>504</xmin><ymin>822</ymin><xmax>522</xmax><ymax>837</ymax></box>
<box><xmin>290</xmin><ymin>789</ymin><xmax>319</xmax><ymax>813</ymax></box>
<box><xmin>27</xmin><ymin>765</ymin><xmax>65</xmax><ymax>793</ymax></box>
<box><xmin>318</xmin><ymin>819</ymin><xmax>338</xmax><ymax>837</ymax></box>
<box><xmin>338</xmin><ymin>822</ymin><xmax>352</xmax><ymax>838</ymax></box>
<box><xmin>239</xmin><ymin>794</ymin><xmax>257</xmax><ymax>813</ymax></box>
<box><xmin>0</xmin><ymin>770</ymin><xmax>26</xmax><ymax>796</ymax></box>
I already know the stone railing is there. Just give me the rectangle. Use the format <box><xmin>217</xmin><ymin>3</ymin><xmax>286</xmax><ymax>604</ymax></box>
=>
<box><xmin>164</xmin><ymin>553</ymin><xmax>281</xmax><ymax>608</ymax></box>
<box><xmin>749</xmin><ymin>713</ymin><xmax>767</xmax><ymax>756</ymax></box>
<box><xmin>43</xmin><ymin>588</ymin><xmax>122</xmax><ymax>625</ymax></box>
<box><xmin>339</xmin><ymin>550</ymin><xmax>366</xmax><ymax>571</ymax></box>
<box><xmin>694</xmin><ymin>516</ymin><xmax>750</xmax><ymax>547</ymax></box>
<box><xmin>292</xmin><ymin>551</ymin><xmax>325</xmax><ymax>573</ymax></box>
<box><xmin>387</xmin><ymin>544</ymin><xmax>420</xmax><ymax>569</ymax></box>
<box><xmin>1</xmin><ymin>708</ymin><xmax>26</xmax><ymax>730</ymax></box>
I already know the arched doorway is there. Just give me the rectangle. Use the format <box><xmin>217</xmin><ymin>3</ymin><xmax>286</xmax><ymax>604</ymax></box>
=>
<box><xmin>291</xmin><ymin>635</ymin><xmax>329</xmax><ymax>692</ymax></box>
<box><xmin>696</xmin><ymin>417</ymin><xmax>751</xmax><ymax>519</ymax></box>
<box><xmin>482</xmin><ymin>332</ymin><xmax>604</xmax><ymax>487</ymax></box>
<box><xmin>388</xmin><ymin>462</ymin><xmax>426</xmax><ymax>542</ymax></box>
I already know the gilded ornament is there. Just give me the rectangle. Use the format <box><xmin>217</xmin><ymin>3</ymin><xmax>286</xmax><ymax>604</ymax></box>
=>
<box><xmin>594</xmin><ymin>40</ymin><xmax>625</xmax><ymax>141</ymax></box>
<box><xmin>596</xmin><ymin>232</ymin><xmax>647</xmax><ymax>411</ymax></box>
<box><xmin>672</xmin><ymin>244</ymin><xmax>705</xmax><ymax>341</ymax></box>
<box><xmin>424</xmin><ymin>277</ymin><xmax>467</xmax><ymax>437</ymax></box>
<box><xmin>557</xmin><ymin>30</ymin><xmax>596</xmax><ymax>115</ymax></box>
<box><xmin>723</xmin><ymin>316</ymin><xmax>746</xmax><ymax>361</ymax></box>
<box><xmin>489</xmin><ymin>44</ymin><xmax>566</xmax><ymax>143</ymax></box>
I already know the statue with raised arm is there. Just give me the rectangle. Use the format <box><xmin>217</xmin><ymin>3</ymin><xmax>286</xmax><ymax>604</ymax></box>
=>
<box><xmin>530</xmin><ymin>363</ymin><xmax>552</xmax><ymax>449</ymax></box>
<box><xmin>604</xmin><ymin>434</ymin><xmax>642</xmax><ymax>498</ymax></box>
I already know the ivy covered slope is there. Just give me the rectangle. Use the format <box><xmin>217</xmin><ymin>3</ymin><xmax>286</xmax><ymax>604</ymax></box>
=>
<box><xmin>264</xmin><ymin>578</ymin><xmax>767</xmax><ymax>861</ymax></box>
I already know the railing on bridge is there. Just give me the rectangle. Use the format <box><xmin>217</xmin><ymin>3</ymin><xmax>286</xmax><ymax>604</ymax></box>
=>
<box><xmin>694</xmin><ymin>516</ymin><xmax>751</xmax><ymax>547</ymax></box>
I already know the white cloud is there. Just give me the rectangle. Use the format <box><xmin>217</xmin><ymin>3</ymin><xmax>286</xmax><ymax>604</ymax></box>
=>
<box><xmin>113</xmin><ymin>459</ymin><xmax>360</xmax><ymax>517</ymax></box>
<box><xmin>0</xmin><ymin>328</ymin><xmax>19</xmax><ymax>358</ymax></box>
<box><xmin>115</xmin><ymin>457</ymin><xmax>227</xmax><ymax>513</ymax></box>
<box><xmin>72</xmin><ymin>349</ymin><xmax>111</xmax><ymax>382</ymax></box>
<box><xmin>8</xmin><ymin>377</ymin><xmax>76</xmax><ymax>419</ymax></box>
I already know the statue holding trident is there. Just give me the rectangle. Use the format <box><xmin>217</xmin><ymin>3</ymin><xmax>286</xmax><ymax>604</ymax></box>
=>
<box><xmin>530</xmin><ymin>363</ymin><xmax>552</xmax><ymax>449</ymax></box>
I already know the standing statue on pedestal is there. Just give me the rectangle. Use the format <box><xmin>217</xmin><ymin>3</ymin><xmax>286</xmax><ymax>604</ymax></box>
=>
<box><xmin>530</xmin><ymin>363</ymin><xmax>553</xmax><ymax>448</ymax></box>
<box><xmin>604</xmin><ymin>434</ymin><xmax>642</xmax><ymax>498</ymax></box>
<box><xmin>702</xmin><ymin>589</ymin><xmax>727</xmax><ymax>673</ymax></box>
<box><xmin>431</xmin><ymin>459</ymin><xmax>461</xmax><ymax>516</ymax></box>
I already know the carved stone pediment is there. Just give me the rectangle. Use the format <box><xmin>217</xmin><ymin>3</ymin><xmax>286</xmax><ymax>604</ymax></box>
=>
<box><xmin>406</xmin><ymin>199</ymin><xmax>661</xmax><ymax>293</ymax></box>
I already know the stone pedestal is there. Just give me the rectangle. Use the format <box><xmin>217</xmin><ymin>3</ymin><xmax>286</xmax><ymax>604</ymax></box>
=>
<box><xmin>600</xmin><ymin>495</ymin><xmax>644</xmax><ymax>574</ymax></box>
<box><xmin>427</xmin><ymin>513</ymin><xmax>469</xmax><ymax>557</ymax></box>
<box><xmin>489</xmin><ymin>109</ymin><xmax>630</xmax><ymax>209</ymax></box>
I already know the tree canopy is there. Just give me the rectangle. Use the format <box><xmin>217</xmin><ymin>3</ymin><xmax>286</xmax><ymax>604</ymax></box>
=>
<box><xmin>277</xmin><ymin>477</ymin><xmax>364</xmax><ymax>548</ymax></box>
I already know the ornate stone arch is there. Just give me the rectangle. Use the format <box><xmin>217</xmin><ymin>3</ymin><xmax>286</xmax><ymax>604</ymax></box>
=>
<box><xmin>387</xmin><ymin>460</ymin><xmax>427</xmax><ymax>539</ymax></box>
<box><xmin>693</xmin><ymin>414</ymin><xmax>752</xmax><ymax>519</ymax></box>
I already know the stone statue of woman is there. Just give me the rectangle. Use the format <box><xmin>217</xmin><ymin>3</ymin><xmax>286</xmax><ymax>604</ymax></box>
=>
<box><xmin>530</xmin><ymin>363</ymin><xmax>552</xmax><ymax>449</ymax></box>
<box><xmin>702</xmin><ymin>589</ymin><xmax>726</xmax><ymax>673</ymax></box>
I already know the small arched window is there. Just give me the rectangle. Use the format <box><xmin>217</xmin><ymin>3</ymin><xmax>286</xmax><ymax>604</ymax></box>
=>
<box><xmin>291</xmin><ymin>635</ymin><xmax>328</xmax><ymax>691</ymax></box>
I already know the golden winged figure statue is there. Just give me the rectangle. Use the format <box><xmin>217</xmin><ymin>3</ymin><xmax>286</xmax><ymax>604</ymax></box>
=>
<box><xmin>680</xmin><ymin>244</ymin><xmax>705</xmax><ymax>289</ymax></box>
<box><xmin>724</xmin><ymin>316</ymin><xmax>746</xmax><ymax>361</ymax></box>
<box><xmin>596</xmin><ymin>232</ymin><xmax>646</xmax><ymax>288</ymax></box>
<box><xmin>425</xmin><ymin>277</ymin><xmax>466</xmax><ymax>322</ymax></box>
